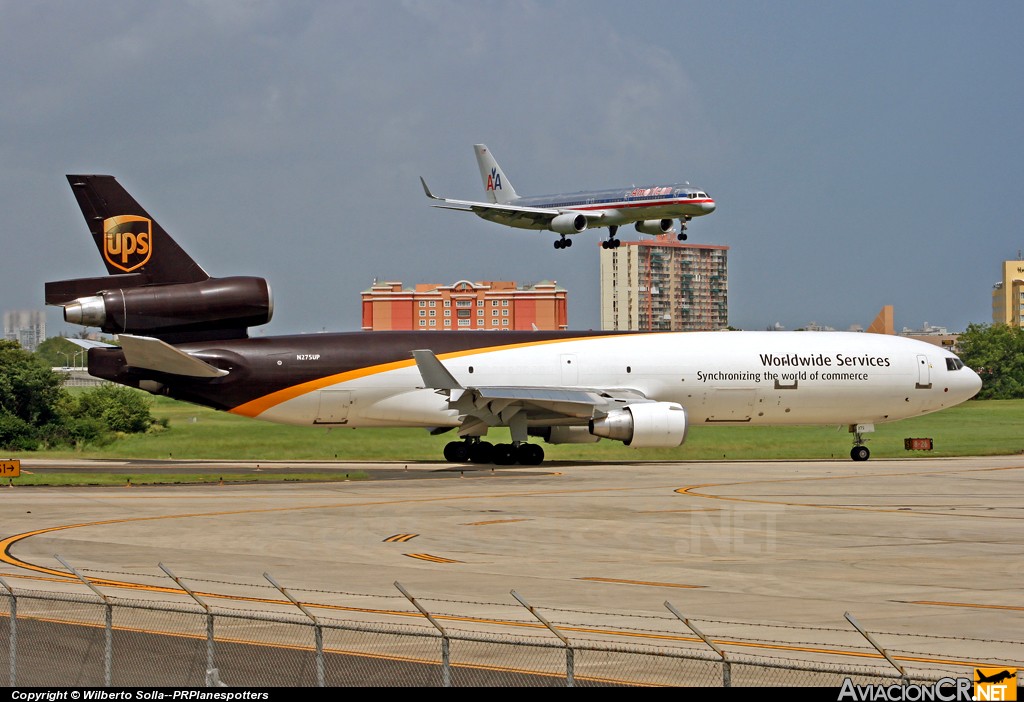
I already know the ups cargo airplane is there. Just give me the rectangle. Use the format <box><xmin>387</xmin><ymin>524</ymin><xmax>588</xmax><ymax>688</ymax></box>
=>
<box><xmin>420</xmin><ymin>144</ymin><xmax>716</xmax><ymax>250</ymax></box>
<box><xmin>46</xmin><ymin>175</ymin><xmax>980</xmax><ymax>465</ymax></box>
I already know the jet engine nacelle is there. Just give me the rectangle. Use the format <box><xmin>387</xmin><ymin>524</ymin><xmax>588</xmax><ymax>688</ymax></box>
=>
<box><xmin>61</xmin><ymin>276</ymin><xmax>273</xmax><ymax>337</ymax></box>
<box><xmin>588</xmin><ymin>402</ymin><xmax>689</xmax><ymax>448</ymax></box>
<box><xmin>530</xmin><ymin>425</ymin><xmax>602</xmax><ymax>444</ymax></box>
<box><xmin>634</xmin><ymin>219</ymin><xmax>674</xmax><ymax>236</ymax></box>
<box><xmin>550</xmin><ymin>213</ymin><xmax>588</xmax><ymax>234</ymax></box>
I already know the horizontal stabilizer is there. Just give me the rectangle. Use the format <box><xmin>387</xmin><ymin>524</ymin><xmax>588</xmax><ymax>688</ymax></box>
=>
<box><xmin>117</xmin><ymin>334</ymin><xmax>228</xmax><ymax>378</ymax></box>
<box><xmin>45</xmin><ymin>274</ymin><xmax>148</xmax><ymax>305</ymax></box>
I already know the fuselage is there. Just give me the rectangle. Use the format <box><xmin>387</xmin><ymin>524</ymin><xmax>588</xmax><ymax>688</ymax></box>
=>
<box><xmin>485</xmin><ymin>185</ymin><xmax>716</xmax><ymax>230</ymax></box>
<box><xmin>89</xmin><ymin>330</ymin><xmax>981</xmax><ymax>433</ymax></box>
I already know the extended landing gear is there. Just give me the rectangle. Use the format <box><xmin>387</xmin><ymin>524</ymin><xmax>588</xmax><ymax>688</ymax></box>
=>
<box><xmin>677</xmin><ymin>218</ymin><xmax>689</xmax><ymax>241</ymax></box>
<box><xmin>851</xmin><ymin>445</ymin><xmax>870</xmax><ymax>462</ymax></box>
<box><xmin>601</xmin><ymin>226</ymin><xmax>621</xmax><ymax>249</ymax></box>
<box><xmin>554</xmin><ymin>236</ymin><xmax>573</xmax><ymax>250</ymax></box>
<box><xmin>443</xmin><ymin>439</ymin><xmax>544</xmax><ymax>465</ymax></box>
<box><xmin>849</xmin><ymin>424</ymin><xmax>873</xmax><ymax>461</ymax></box>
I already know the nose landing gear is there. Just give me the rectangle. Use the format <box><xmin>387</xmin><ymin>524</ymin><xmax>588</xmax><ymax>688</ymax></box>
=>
<box><xmin>849</xmin><ymin>423</ymin><xmax>874</xmax><ymax>461</ymax></box>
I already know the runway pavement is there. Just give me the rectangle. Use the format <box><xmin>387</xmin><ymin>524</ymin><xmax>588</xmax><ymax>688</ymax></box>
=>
<box><xmin>2</xmin><ymin>455</ymin><xmax>1022</xmax><ymax>670</ymax></box>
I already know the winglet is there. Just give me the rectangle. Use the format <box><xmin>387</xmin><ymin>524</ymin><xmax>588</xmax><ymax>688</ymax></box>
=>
<box><xmin>412</xmin><ymin>349</ymin><xmax>463</xmax><ymax>390</ymax></box>
<box><xmin>420</xmin><ymin>177</ymin><xmax>442</xmax><ymax>201</ymax></box>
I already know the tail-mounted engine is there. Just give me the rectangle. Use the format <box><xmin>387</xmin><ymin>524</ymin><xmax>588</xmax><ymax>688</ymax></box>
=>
<box><xmin>45</xmin><ymin>275</ymin><xmax>273</xmax><ymax>343</ymax></box>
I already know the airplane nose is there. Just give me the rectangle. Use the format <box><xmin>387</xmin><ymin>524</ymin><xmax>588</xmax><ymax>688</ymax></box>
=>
<box><xmin>703</xmin><ymin>200</ymin><xmax>716</xmax><ymax>213</ymax></box>
<box><xmin>966</xmin><ymin>367</ymin><xmax>983</xmax><ymax>398</ymax></box>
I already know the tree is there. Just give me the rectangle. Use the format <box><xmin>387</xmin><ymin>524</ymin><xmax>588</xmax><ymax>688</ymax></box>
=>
<box><xmin>0</xmin><ymin>339</ymin><xmax>158</xmax><ymax>450</ymax></box>
<box><xmin>0</xmin><ymin>340</ymin><xmax>66</xmax><ymax>427</ymax></box>
<box><xmin>955</xmin><ymin>323</ymin><xmax>1024</xmax><ymax>399</ymax></box>
<box><xmin>75</xmin><ymin>384</ymin><xmax>155</xmax><ymax>434</ymax></box>
<box><xmin>34</xmin><ymin>336</ymin><xmax>85</xmax><ymax>368</ymax></box>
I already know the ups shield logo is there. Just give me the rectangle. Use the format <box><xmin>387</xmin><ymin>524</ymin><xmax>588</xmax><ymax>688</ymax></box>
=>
<box><xmin>103</xmin><ymin>215</ymin><xmax>152</xmax><ymax>272</ymax></box>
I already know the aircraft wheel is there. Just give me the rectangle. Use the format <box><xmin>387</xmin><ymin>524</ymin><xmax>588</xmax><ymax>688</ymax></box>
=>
<box><xmin>493</xmin><ymin>443</ymin><xmax>517</xmax><ymax>465</ymax></box>
<box><xmin>565</xmin><ymin>238</ymin><xmax>572</xmax><ymax>247</ymax></box>
<box><xmin>443</xmin><ymin>441</ymin><xmax>470</xmax><ymax>463</ymax></box>
<box><xmin>850</xmin><ymin>446</ymin><xmax>870</xmax><ymax>462</ymax></box>
<box><xmin>554</xmin><ymin>240</ymin><xmax>563</xmax><ymax>249</ymax></box>
<box><xmin>613</xmin><ymin>238</ymin><xmax>621</xmax><ymax>248</ymax></box>
<box><xmin>517</xmin><ymin>443</ymin><xmax>544</xmax><ymax>465</ymax></box>
<box><xmin>677</xmin><ymin>232</ymin><xmax>688</xmax><ymax>241</ymax></box>
<box><xmin>601</xmin><ymin>241</ymin><xmax>609</xmax><ymax>249</ymax></box>
<box><xmin>469</xmin><ymin>441</ymin><xmax>494</xmax><ymax>463</ymax></box>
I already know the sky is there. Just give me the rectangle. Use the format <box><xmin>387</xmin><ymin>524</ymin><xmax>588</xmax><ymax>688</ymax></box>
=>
<box><xmin>2</xmin><ymin>0</ymin><xmax>1022</xmax><ymax>338</ymax></box>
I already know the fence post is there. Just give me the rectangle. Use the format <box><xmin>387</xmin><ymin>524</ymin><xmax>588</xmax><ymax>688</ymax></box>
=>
<box><xmin>510</xmin><ymin>590</ymin><xmax>574</xmax><ymax>687</ymax></box>
<box><xmin>0</xmin><ymin>577</ymin><xmax>15</xmax><ymax>687</ymax></box>
<box><xmin>159</xmin><ymin>563</ymin><xmax>225</xmax><ymax>687</ymax></box>
<box><xmin>394</xmin><ymin>581</ymin><xmax>450</xmax><ymax>687</ymax></box>
<box><xmin>844</xmin><ymin>612</ymin><xmax>908</xmax><ymax>682</ymax></box>
<box><xmin>665</xmin><ymin>601</ymin><xmax>731</xmax><ymax>686</ymax></box>
<box><xmin>264</xmin><ymin>572</ymin><xmax>325</xmax><ymax>687</ymax></box>
<box><xmin>55</xmin><ymin>555</ymin><xmax>113</xmax><ymax>687</ymax></box>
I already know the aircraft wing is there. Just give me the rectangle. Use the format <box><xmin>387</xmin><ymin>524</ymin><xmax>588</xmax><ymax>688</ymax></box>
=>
<box><xmin>419</xmin><ymin>177</ymin><xmax>604</xmax><ymax>229</ymax></box>
<box><xmin>412</xmin><ymin>349</ymin><xmax>650</xmax><ymax>437</ymax></box>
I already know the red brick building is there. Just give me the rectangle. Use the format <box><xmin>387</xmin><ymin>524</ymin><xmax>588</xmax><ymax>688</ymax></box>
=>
<box><xmin>361</xmin><ymin>279</ymin><xmax>568</xmax><ymax>331</ymax></box>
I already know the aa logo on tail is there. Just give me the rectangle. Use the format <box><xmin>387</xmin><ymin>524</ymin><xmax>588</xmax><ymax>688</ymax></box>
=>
<box><xmin>103</xmin><ymin>215</ymin><xmax>152</xmax><ymax>273</ymax></box>
<box><xmin>486</xmin><ymin>167</ymin><xmax>502</xmax><ymax>191</ymax></box>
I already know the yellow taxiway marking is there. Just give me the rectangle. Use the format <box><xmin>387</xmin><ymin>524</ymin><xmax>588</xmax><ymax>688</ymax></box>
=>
<box><xmin>577</xmin><ymin>577</ymin><xmax>704</xmax><ymax>589</ymax></box>
<box><xmin>383</xmin><ymin>533</ymin><xmax>418</xmax><ymax>542</ymax></box>
<box><xmin>909</xmin><ymin>600</ymin><xmax>1024</xmax><ymax>612</ymax></box>
<box><xmin>463</xmin><ymin>518</ymin><xmax>530</xmax><ymax>526</ymax></box>
<box><xmin>676</xmin><ymin>464</ymin><xmax>1024</xmax><ymax>518</ymax></box>
<box><xmin>404</xmin><ymin>553</ymin><xmax>462</xmax><ymax>563</ymax></box>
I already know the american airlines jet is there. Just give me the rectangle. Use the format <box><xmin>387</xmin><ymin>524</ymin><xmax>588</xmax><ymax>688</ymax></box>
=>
<box><xmin>420</xmin><ymin>144</ymin><xmax>716</xmax><ymax>250</ymax></box>
<box><xmin>47</xmin><ymin>175</ymin><xmax>981</xmax><ymax>466</ymax></box>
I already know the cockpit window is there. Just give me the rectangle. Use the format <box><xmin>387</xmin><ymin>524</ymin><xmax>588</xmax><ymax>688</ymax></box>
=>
<box><xmin>945</xmin><ymin>358</ymin><xmax>964</xmax><ymax>371</ymax></box>
<box><xmin>698</xmin><ymin>192</ymin><xmax>707</xmax><ymax>198</ymax></box>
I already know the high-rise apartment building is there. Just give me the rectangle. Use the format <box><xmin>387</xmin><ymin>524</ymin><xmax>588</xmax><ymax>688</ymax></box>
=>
<box><xmin>992</xmin><ymin>258</ymin><xmax>1024</xmax><ymax>327</ymax></box>
<box><xmin>600</xmin><ymin>236</ymin><xmax>728</xmax><ymax>331</ymax></box>
<box><xmin>362</xmin><ymin>279</ymin><xmax>568</xmax><ymax>331</ymax></box>
<box><xmin>3</xmin><ymin>310</ymin><xmax>46</xmax><ymax>351</ymax></box>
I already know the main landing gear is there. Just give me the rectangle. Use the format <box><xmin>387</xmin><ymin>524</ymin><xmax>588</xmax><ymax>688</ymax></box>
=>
<box><xmin>554</xmin><ymin>235</ymin><xmax>573</xmax><ymax>250</ymax></box>
<box><xmin>677</xmin><ymin>217</ymin><xmax>690</xmax><ymax>241</ymax></box>
<box><xmin>601</xmin><ymin>225</ymin><xmax>621</xmax><ymax>249</ymax></box>
<box><xmin>443</xmin><ymin>438</ymin><xmax>544</xmax><ymax>466</ymax></box>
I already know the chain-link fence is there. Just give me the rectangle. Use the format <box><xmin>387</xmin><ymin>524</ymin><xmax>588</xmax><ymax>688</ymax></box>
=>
<box><xmin>4</xmin><ymin>578</ymin><xmax>1017</xmax><ymax>688</ymax></box>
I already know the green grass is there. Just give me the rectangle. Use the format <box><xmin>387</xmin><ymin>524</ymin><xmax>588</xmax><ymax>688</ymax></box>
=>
<box><xmin>21</xmin><ymin>396</ymin><xmax>1024</xmax><ymax>463</ymax></box>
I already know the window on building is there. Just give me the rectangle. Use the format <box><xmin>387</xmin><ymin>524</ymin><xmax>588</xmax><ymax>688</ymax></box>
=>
<box><xmin>429</xmin><ymin>301</ymin><xmax>436</xmax><ymax>307</ymax></box>
<box><xmin>419</xmin><ymin>320</ymin><xmax>426</xmax><ymax>327</ymax></box>
<box><xmin>444</xmin><ymin>310</ymin><xmax>451</xmax><ymax>317</ymax></box>
<box><xmin>419</xmin><ymin>301</ymin><xmax>425</xmax><ymax>307</ymax></box>
<box><xmin>458</xmin><ymin>319</ymin><xmax>471</xmax><ymax>327</ymax></box>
